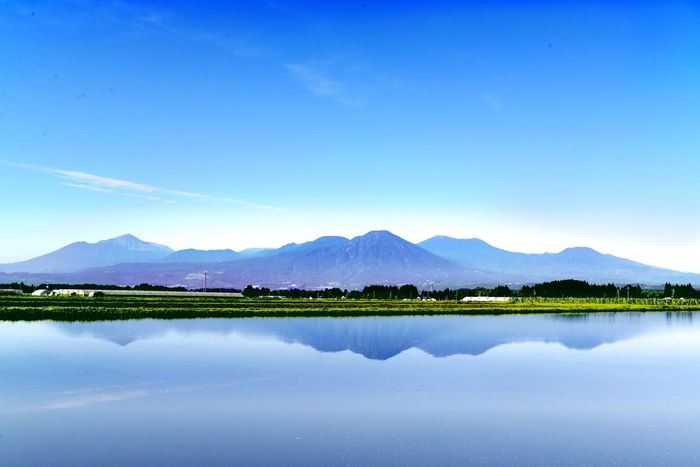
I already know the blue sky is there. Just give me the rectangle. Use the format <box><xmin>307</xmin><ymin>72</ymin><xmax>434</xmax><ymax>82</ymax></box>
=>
<box><xmin>1</xmin><ymin>0</ymin><xmax>699</xmax><ymax>272</ymax></box>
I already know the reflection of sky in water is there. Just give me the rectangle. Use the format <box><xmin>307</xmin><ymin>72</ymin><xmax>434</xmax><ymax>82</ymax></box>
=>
<box><xmin>0</xmin><ymin>313</ymin><xmax>699</xmax><ymax>466</ymax></box>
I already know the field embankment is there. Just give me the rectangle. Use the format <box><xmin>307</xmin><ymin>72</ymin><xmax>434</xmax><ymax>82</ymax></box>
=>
<box><xmin>1</xmin><ymin>296</ymin><xmax>699</xmax><ymax>321</ymax></box>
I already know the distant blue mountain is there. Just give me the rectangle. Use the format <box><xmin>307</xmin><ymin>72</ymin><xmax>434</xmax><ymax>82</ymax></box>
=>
<box><xmin>160</xmin><ymin>248</ymin><xmax>241</xmax><ymax>263</ymax></box>
<box><xmin>0</xmin><ymin>234</ymin><xmax>172</xmax><ymax>273</ymax></box>
<box><xmin>417</xmin><ymin>236</ymin><xmax>520</xmax><ymax>270</ymax></box>
<box><xmin>418</xmin><ymin>236</ymin><xmax>700</xmax><ymax>285</ymax></box>
<box><xmin>246</xmin><ymin>230</ymin><xmax>471</xmax><ymax>287</ymax></box>
<box><xmin>63</xmin><ymin>231</ymin><xmax>474</xmax><ymax>289</ymax></box>
<box><xmin>3</xmin><ymin>231</ymin><xmax>700</xmax><ymax>288</ymax></box>
<box><xmin>237</xmin><ymin>248</ymin><xmax>275</xmax><ymax>257</ymax></box>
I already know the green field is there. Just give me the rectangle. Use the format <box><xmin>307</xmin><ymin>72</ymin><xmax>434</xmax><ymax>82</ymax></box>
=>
<box><xmin>1</xmin><ymin>295</ymin><xmax>698</xmax><ymax>321</ymax></box>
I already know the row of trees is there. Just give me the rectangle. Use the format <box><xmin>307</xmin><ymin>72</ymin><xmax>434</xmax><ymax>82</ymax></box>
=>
<box><xmin>0</xmin><ymin>282</ymin><xmax>187</xmax><ymax>293</ymax></box>
<box><xmin>518</xmin><ymin>280</ymin><xmax>641</xmax><ymax>298</ymax></box>
<box><xmin>4</xmin><ymin>280</ymin><xmax>699</xmax><ymax>300</ymax></box>
<box><xmin>663</xmin><ymin>283</ymin><xmax>700</xmax><ymax>299</ymax></box>
<box><xmin>241</xmin><ymin>280</ymin><xmax>700</xmax><ymax>300</ymax></box>
<box><xmin>241</xmin><ymin>284</ymin><xmax>505</xmax><ymax>300</ymax></box>
<box><xmin>517</xmin><ymin>280</ymin><xmax>700</xmax><ymax>299</ymax></box>
<box><xmin>240</xmin><ymin>284</ymin><xmax>421</xmax><ymax>300</ymax></box>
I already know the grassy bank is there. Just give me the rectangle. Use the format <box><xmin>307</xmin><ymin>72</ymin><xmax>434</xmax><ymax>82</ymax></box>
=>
<box><xmin>1</xmin><ymin>295</ymin><xmax>699</xmax><ymax>321</ymax></box>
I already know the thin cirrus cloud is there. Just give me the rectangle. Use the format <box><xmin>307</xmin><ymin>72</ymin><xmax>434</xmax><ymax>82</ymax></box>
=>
<box><xmin>483</xmin><ymin>92</ymin><xmax>501</xmax><ymax>110</ymax></box>
<box><xmin>1</xmin><ymin>161</ymin><xmax>286</xmax><ymax>211</ymax></box>
<box><xmin>24</xmin><ymin>378</ymin><xmax>274</xmax><ymax>412</ymax></box>
<box><xmin>285</xmin><ymin>63</ymin><xmax>359</xmax><ymax>105</ymax></box>
<box><xmin>285</xmin><ymin>63</ymin><xmax>343</xmax><ymax>97</ymax></box>
<box><xmin>138</xmin><ymin>11</ymin><xmax>261</xmax><ymax>57</ymax></box>
<box><xmin>38</xmin><ymin>1</ymin><xmax>260</xmax><ymax>58</ymax></box>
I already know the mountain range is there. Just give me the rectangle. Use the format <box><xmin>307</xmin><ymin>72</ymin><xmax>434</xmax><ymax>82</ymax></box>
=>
<box><xmin>0</xmin><ymin>234</ymin><xmax>173</xmax><ymax>273</ymax></box>
<box><xmin>49</xmin><ymin>314</ymin><xmax>652</xmax><ymax>359</ymax></box>
<box><xmin>1</xmin><ymin>231</ymin><xmax>698</xmax><ymax>289</ymax></box>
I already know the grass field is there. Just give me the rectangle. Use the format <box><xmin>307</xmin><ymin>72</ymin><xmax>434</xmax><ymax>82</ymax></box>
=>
<box><xmin>1</xmin><ymin>295</ymin><xmax>698</xmax><ymax>321</ymax></box>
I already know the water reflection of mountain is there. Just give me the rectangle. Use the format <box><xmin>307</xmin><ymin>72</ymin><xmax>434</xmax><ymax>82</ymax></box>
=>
<box><xmin>51</xmin><ymin>314</ymin><xmax>680</xmax><ymax>360</ymax></box>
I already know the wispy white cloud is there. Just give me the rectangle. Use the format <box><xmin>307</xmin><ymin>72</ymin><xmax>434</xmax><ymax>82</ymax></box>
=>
<box><xmin>2</xmin><ymin>161</ymin><xmax>286</xmax><ymax>211</ymax></box>
<box><xmin>284</xmin><ymin>55</ymin><xmax>399</xmax><ymax>106</ymax></box>
<box><xmin>51</xmin><ymin>382</ymin><xmax>151</xmax><ymax>396</ymax></box>
<box><xmin>60</xmin><ymin>183</ymin><xmax>167</xmax><ymax>201</ymax></box>
<box><xmin>118</xmin><ymin>2</ymin><xmax>261</xmax><ymax>57</ymax></box>
<box><xmin>56</xmin><ymin>169</ymin><xmax>159</xmax><ymax>193</ymax></box>
<box><xmin>61</xmin><ymin>183</ymin><xmax>114</xmax><ymax>194</ymax></box>
<box><xmin>483</xmin><ymin>92</ymin><xmax>501</xmax><ymax>110</ymax></box>
<box><xmin>21</xmin><ymin>1</ymin><xmax>260</xmax><ymax>58</ymax></box>
<box><xmin>285</xmin><ymin>64</ymin><xmax>343</xmax><ymax>98</ymax></box>
<box><xmin>15</xmin><ymin>378</ymin><xmax>274</xmax><ymax>412</ymax></box>
<box><xmin>285</xmin><ymin>61</ymin><xmax>365</xmax><ymax>106</ymax></box>
<box><xmin>42</xmin><ymin>389</ymin><xmax>150</xmax><ymax>410</ymax></box>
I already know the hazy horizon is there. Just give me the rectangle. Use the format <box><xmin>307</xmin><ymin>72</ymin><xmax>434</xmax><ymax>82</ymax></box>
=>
<box><xmin>2</xmin><ymin>1</ymin><xmax>699</xmax><ymax>272</ymax></box>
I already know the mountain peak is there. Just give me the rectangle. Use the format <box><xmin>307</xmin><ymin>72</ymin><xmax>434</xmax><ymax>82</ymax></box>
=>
<box><xmin>557</xmin><ymin>247</ymin><xmax>602</xmax><ymax>258</ymax></box>
<box><xmin>101</xmin><ymin>234</ymin><xmax>173</xmax><ymax>253</ymax></box>
<box><xmin>352</xmin><ymin>230</ymin><xmax>403</xmax><ymax>243</ymax></box>
<box><xmin>0</xmin><ymin>234</ymin><xmax>173</xmax><ymax>273</ymax></box>
<box><xmin>114</xmin><ymin>233</ymin><xmax>139</xmax><ymax>240</ymax></box>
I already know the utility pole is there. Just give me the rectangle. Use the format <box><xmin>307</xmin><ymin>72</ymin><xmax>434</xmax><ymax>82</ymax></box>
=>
<box><xmin>203</xmin><ymin>271</ymin><xmax>208</xmax><ymax>292</ymax></box>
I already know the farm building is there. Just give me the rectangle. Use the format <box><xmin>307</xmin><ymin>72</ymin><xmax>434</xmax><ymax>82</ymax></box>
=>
<box><xmin>0</xmin><ymin>289</ymin><xmax>23</xmax><ymax>295</ymax></box>
<box><xmin>461</xmin><ymin>296</ymin><xmax>511</xmax><ymax>302</ymax></box>
<box><xmin>51</xmin><ymin>289</ymin><xmax>90</xmax><ymax>296</ymax></box>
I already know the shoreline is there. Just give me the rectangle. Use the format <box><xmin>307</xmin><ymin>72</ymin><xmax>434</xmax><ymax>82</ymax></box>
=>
<box><xmin>1</xmin><ymin>296</ymin><xmax>698</xmax><ymax>321</ymax></box>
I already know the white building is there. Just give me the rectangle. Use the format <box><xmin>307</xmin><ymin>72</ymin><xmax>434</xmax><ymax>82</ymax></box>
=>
<box><xmin>461</xmin><ymin>296</ymin><xmax>511</xmax><ymax>302</ymax></box>
<box><xmin>51</xmin><ymin>289</ymin><xmax>89</xmax><ymax>296</ymax></box>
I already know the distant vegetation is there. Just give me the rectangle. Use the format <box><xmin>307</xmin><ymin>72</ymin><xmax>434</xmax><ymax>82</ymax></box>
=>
<box><xmin>241</xmin><ymin>280</ymin><xmax>698</xmax><ymax>300</ymax></box>
<box><xmin>0</xmin><ymin>282</ymin><xmax>188</xmax><ymax>294</ymax></box>
<box><xmin>1</xmin><ymin>294</ymin><xmax>699</xmax><ymax>322</ymax></box>
<box><xmin>3</xmin><ymin>279</ymin><xmax>699</xmax><ymax>300</ymax></box>
<box><xmin>517</xmin><ymin>280</ymin><xmax>699</xmax><ymax>299</ymax></box>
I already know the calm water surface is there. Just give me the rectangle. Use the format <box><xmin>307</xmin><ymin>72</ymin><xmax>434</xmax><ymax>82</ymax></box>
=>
<box><xmin>1</xmin><ymin>313</ymin><xmax>699</xmax><ymax>466</ymax></box>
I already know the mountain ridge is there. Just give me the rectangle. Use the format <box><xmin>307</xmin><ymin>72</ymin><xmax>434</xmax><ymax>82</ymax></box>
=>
<box><xmin>159</xmin><ymin>248</ymin><xmax>241</xmax><ymax>263</ymax></box>
<box><xmin>0</xmin><ymin>234</ymin><xmax>173</xmax><ymax>273</ymax></box>
<box><xmin>418</xmin><ymin>236</ymin><xmax>698</xmax><ymax>285</ymax></box>
<box><xmin>2</xmin><ymin>232</ymin><xmax>699</xmax><ymax>288</ymax></box>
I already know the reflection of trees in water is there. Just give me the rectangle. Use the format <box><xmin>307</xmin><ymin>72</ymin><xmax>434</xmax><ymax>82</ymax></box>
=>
<box><xmin>548</xmin><ymin>312</ymin><xmax>652</xmax><ymax>324</ymax></box>
<box><xmin>547</xmin><ymin>313</ymin><xmax>591</xmax><ymax>322</ymax></box>
<box><xmin>667</xmin><ymin>311</ymin><xmax>693</xmax><ymax>324</ymax></box>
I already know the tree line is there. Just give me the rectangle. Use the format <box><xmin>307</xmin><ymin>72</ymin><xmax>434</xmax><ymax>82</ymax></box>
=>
<box><xmin>518</xmin><ymin>280</ymin><xmax>699</xmax><ymax>299</ymax></box>
<box><xmin>0</xmin><ymin>282</ymin><xmax>187</xmax><ymax>294</ymax></box>
<box><xmin>241</xmin><ymin>280</ymin><xmax>700</xmax><ymax>300</ymax></box>
<box><xmin>2</xmin><ymin>280</ymin><xmax>698</xmax><ymax>300</ymax></box>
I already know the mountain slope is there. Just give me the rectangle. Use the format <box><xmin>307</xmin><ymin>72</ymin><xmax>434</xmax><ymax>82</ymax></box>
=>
<box><xmin>237</xmin><ymin>248</ymin><xmax>275</xmax><ymax>257</ymax></box>
<box><xmin>417</xmin><ymin>236</ymin><xmax>521</xmax><ymax>270</ymax></box>
<box><xmin>0</xmin><ymin>234</ymin><xmax>173</xmax><ymax>273</ymax></box>
<box><xmin>160</xmin><ymin>249</ymin><xmax>241</xmax><ymax>263</ymax></box>
<box><xmin>5</xmin><ymin>232</ymin><xmax>700</xmax><ymax>287</ymax></box>
<box><xmin>66</xmin><ymin>231</ymin><xmax>480</xmax><ymax>288</ymax></box>
<box><xmin>418</xmin><ymin>236</ymin><xmax>700</xmax><ymax>284</ymax></box>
